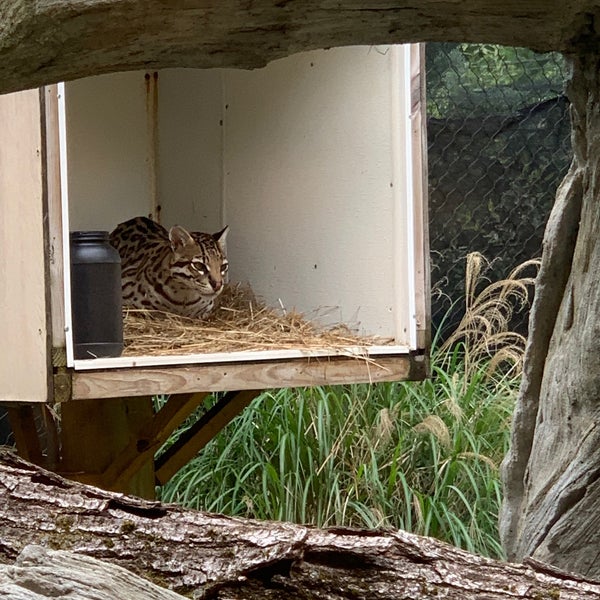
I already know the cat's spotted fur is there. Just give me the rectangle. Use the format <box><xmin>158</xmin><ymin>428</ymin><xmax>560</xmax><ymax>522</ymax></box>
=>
<box><xmin>110</xmin><ymin>216</ymin><xmax>229</xmax><ymax>319</ymax></box>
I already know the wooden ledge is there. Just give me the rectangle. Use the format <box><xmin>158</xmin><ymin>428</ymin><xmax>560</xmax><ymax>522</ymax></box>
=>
<box><xmin>70</xmin><ymin>354</ymin><xmax>428</xmax><ymax>400</ymax></box>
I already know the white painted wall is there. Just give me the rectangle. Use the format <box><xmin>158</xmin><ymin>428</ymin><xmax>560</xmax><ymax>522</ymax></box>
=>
<box><xmin>0</xmin><ymin>90</ymin><xmax>49</xmax><ymax>401</ymax></box>
<box><xmin>62</xmin><ymin>46</ymin><xmax>418</xmax><ymax>347</ymax></box>
<box><xmin>223</xmin><ymin>46</ymin><xmax>408</xmax><ymax>340</ymax></box>
<box><xmin>66</xmin><ymin>69</ymin><xmax>225</xmax><ymax>234</ymax></box>
<box><xmin>158</xmin><ymin>69</ymin><xmax>224</xmax><ymax>233</ymax></box>
<box><xmin>66</xmin><ymin>71</ymin><xmax>152</xmax><ymax>230</ymax></box>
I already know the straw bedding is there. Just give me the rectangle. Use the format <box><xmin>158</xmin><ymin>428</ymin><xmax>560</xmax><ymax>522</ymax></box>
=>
<box><xmin>122</xmin><ymin>282</ymin><xmax>393</xmax><ymax>356</ymax></box>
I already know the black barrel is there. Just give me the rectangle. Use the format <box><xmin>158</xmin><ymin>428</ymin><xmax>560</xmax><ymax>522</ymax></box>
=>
<box><xmin>70</xmin><ymin>231</ymin><xmax>123</xmax><ymax>360</ymax></box>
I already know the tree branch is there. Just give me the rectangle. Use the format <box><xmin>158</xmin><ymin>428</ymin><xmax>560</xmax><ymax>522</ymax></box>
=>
<box><xmin>0</xmin><ymin>1</ymin><xmax>589</xmax><ymax>94</ymax></box>
<box><xmin>1</xmin><ymin>451</ymin><xmax>600</xmax><ymax>599</ymax></box>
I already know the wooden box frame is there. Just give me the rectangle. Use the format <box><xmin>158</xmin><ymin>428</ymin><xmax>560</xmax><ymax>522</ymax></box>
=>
<box><xmin>1</xmin><ymin>44</ymin><xmax>429</xmax><ymax>406</ymax></box>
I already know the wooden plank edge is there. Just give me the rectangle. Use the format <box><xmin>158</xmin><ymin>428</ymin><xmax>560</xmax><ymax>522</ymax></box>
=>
<box><xmin>71</xmin><ymin>344</ymin><xmax>412</xmax><ymax>371</ymax></box>
<box><xmin>70</xmin><ymin>354</ymin><xmax>428</xmax><ymax>400</ymax></box>
<box><xmin>101</xmin><ymin>392</ymin><xmax>209</xmax><ymax>491</ymax></box>
<box><xmin>412</xmin><ymin>42</ymin><xmax>432</xmax><ymax>350</ymax></box>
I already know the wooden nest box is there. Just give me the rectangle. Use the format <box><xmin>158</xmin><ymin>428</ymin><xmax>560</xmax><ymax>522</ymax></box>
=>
<box><xmin>0</xmin><ymin>44</ymin><xmax>429</xmax><ymax>494</ymax></box>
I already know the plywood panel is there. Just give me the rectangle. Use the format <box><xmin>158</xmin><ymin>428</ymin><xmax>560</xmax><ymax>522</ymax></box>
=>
<box><xmin>66</xmin><ymin>72</ymin><xmax>153</xmax><ymax>230</ymax></box>
<box><xmin>410</xmin><ymin>44</ymin><xmax>431</xmax><ymax>348</ymax></box>
<box><xmin>222</xmin><ymin>46</ymin><xmax>411</xmax><ymax>341</ymax></box>
<box><xmin>0</xmin><ymin>89</ymin><xmax>49</xmax><ymax>402</ymax></box>
<box><xmin>44</xmin><ymin>85</ymin><xmax>67</xmax><ymax>351</ymax></box>
<box><xmin>71</xmin><ymin>354</ymin><xmax>426</xmax><ymax>399</ymax></box>
<box><xmin>158</xmin><ymin>69</ymin><xmax>224</xmax><ymax>232</ymax></box>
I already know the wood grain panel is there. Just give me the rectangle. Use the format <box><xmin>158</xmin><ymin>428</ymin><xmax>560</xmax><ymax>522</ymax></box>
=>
<box><xmin>71</xmin><ymin>355</ymin><xmax>427</xmax><ymax>400</ymax></box>
<box><xmin>0</xmin><ymin>89</ymin><xmax>49</xmax><ymax>402</ymax></box>
<box><xmin>411</xmin><ymin>44</ymin><xmax>431</xmax><ymax>349</ymax></box>
<box><xmin>44</xmin><ymin>85</ymin><xmax>67</xmax><ymax>352</ymax></box>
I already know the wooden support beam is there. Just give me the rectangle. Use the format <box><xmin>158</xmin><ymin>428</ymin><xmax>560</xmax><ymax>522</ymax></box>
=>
<box><xmin>101</xmin><ymin>392</ymin><xmax>209</xmax><ymax>492</ymax></box>
<box><xmin>71</xmin><ymin>355</ymin><xmax>426</xmax><ymax>399</ymax></box>
<box><xmin>59</xmin><ymin>396</ymin><xmax>155</xmax><ymax>499</ymax></box>
<box><xmin>155</xmin><ymin>390</ymin><xmax>261</xmax><ymax>485</ymax></box>
<box><xmin>40</xmin><ymin>404</ymin><xmax>60</xmax><ymax>471</ymax></box>
<box><xmin>6</xmin><ymin>406</ymin><xmax>43</xmax><ymax>466</ymax></box>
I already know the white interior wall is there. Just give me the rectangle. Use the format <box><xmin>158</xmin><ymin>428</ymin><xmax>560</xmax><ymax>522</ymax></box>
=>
<box><xmin>222</xmin><ymin>47</ymin><xmax>405</xmax><ymax>339</ymax></box>
<box><xmin>158</xmin><ymin>69</ymin><xmax>224</xmax><ymax>233</ymax></box>
<box><xmin>66</xmin><ymin>69</ymin><xmax>225</xmax><ymax>235</ymax></box>
<box><xmin>66</xmin><ymin>72</ymin><xmax>152</xmax><ymax>231</ymax></box>
<box><xmin>63</xmin><ymin>46</ymin><xmax>414</xmax><ymax>344</ymax></box>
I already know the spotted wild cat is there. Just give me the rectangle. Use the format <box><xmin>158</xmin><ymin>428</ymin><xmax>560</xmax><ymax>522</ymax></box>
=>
<box><xmin>109</xmin><ymin>216</ymin><xmax>229</xmax><ymax>319</ymax></box>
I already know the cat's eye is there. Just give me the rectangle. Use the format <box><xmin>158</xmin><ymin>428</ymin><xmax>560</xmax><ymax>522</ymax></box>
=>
<box><xmin>221</xmin><ymin>263</ymin><xmax>229</xmax><ymax>275</ymax></box>
<box><xmin>191</xmin><ymin>261</ymin><xmax>207</xmax><ymax>275</ymax></box>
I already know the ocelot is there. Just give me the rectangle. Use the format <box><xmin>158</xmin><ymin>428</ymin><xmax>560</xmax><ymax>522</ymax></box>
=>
<box><xmin>109</xmin><ymin>216</ymin><xmax>229</xmax><ymax>319</ymax></box>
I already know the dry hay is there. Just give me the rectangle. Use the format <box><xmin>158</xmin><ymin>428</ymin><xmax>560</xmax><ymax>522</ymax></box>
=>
<box><xmin>122</xmin><ymin>282</ymin><xmax>394</xmax><ymax>356</ymax></box>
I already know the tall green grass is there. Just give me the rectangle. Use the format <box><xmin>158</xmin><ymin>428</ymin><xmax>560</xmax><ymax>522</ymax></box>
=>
<box><xmin>158</xmin><ymin>253</ymin><xmax>537</xmax><ymax>560</ymax></box>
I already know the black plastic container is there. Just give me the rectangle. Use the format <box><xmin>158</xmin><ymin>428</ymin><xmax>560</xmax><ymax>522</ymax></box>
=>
<box><xmin>70</xmin><ymin>231</ymin><xmax>123</xmax><ymax>360</ymax></box>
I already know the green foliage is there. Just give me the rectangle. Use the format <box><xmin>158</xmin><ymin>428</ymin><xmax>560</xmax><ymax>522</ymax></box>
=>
<box><xmin>158</xmin><ymin>255</ymin><xmax>536</xmax><ymax>560</ymax></box>
<box><xmin>158</xmin><ymin>356</ymin><xmax>515</xmax><ymax>559</ymax></box>
<box><xmin>426</xmin><ymin>43</ymin><xmax>567</xmax><ymax>118</ymax></box>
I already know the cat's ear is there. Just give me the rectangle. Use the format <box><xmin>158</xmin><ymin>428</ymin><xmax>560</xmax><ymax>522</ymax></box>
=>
<box><xmin>169</xmin><ymin>225</ymin><xmax>196</xmax><ymax>253</ymax></box>
<box><xmin>213</xmin><ymin>226</ymin><xmax>229</xmax><ymax>252</ymax></box>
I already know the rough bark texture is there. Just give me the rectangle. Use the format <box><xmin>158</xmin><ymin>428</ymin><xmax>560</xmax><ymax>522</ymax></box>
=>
<box><xmin>500</xmin><ymin>52</ymin><xmax>600</xmax><ymax>575</ymax></box>
<box><xmin>0</xmin><ymin>545</ymin><xmax>186</xmax><ymax>599</ymax></box>
<box><xmin>1</xmin><ymin>452</ymin><xmax>600</xmax><ymax>600</ymax></box>
<box><xmin>0</xmin><ymin>0</ymin><xmax>597</xmax><ymax>95</ymax></box>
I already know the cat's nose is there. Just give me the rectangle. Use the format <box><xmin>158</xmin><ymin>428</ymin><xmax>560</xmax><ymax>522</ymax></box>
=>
<box><xmin>213</xmin><ymin>280</ymin><xmax>223</xmax><ymax>292</ymax></box>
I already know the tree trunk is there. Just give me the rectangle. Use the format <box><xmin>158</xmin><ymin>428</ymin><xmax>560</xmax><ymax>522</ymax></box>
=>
<box><xmin>0</xmin><ymin>1</ymin><xmax>592</xmax><ymax>95</ymax></box>
<box><xmin>500</xmin><ymin>52</ymin><xmax>600</xmax><ymax>576</ymax></box>
<box><xmin>1</xmin><ymin>451</ymin><xmax>600</xmax><ymax>600</ymax></box>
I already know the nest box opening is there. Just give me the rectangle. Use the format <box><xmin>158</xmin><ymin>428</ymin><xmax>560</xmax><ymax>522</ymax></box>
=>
<box><xmin>56</xmin><ymin>44</ymin><xmax>429</xmax><ymax>375</ymax></box>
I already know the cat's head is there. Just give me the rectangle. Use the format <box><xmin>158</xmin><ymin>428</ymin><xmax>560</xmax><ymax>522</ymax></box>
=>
<box><xmin>168</xmin><ymin>225</ymin><xmax>229</xmax><ymax>296</ymax></box>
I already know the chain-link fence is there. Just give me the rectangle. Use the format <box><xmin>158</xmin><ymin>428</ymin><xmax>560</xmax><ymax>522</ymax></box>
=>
<box><xmin>426</xmin><ymin>43</ymin><xmax>571</xmax><ymax>338</ymax></box>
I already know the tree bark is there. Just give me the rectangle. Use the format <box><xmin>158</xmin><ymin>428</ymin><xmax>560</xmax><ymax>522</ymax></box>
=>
<box><xmin>500</xmin><ymin>52</ymin><xmax>600</xmax><ymax>577</ymax></box>
<box><xmin>0</xmin><ymin>545</ymin><xmax>186</xmax><ymax>600</ymax></box>
<box><xmin>1</xmin><ymin>451</ymin><xmax>600</xmax><ymax>600</ymax></box>
<box><xmin>0</xmin><ymin>0</ymin><xmax>594</xmax><ymax>95</ymax></box>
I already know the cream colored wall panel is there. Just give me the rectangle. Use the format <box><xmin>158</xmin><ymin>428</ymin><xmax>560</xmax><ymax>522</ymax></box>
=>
<box><xmin>158</xmin><ymin>69</ymin><xmax>224</xmax><ymax>232</ymax></box>
<box><xmin>66</xmin><ymin>72</ymin><xmax>152</xmax><ymax>230</ymax></box>
<box><xmin>0</xmin><ymin>89</ymin><xmax>48</xmax><ymax>402</ymax></box>
<box><xmin>56</xmin><ymin>45</ymin><xmax>426</xmax><ymax>373</ymax></box>
<box><xmin>223</xmin><ymin>46</ymin><xmax>409</xmax><ymax>340</ymax></box>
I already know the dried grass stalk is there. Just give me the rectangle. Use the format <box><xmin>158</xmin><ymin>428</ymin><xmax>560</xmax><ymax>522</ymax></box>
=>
<box><xmin>439</xmin><ymin>252</ymin><xmax>540</xmax><ymax>379</ymax></box>
<box><xmin>122</xmin><ymin>282</ymin><xmax>394</xmax><ymax>356</ymax></box>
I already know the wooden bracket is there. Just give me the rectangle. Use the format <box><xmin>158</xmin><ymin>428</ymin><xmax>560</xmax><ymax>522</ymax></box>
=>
<box><xmin>101</xmin><ymin>392</ymin><xmax>209</xmax><ymax>492</ymax></box>
<box><xmin>155</xmin><ymin>389</ymin><xmax>262</xmax><ymax>486</ymax></box>
<box><xmin>51</xmin><ymin>347</ymin><xmax>67</xmax><ymax>368</ymax></box>
<box><xmin>56</xmin><ymin>389</ymin><xmax>262</xmax><ymax>495</ymax></box>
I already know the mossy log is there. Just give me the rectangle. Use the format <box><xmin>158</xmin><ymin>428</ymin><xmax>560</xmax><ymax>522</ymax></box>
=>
<box><xmin>1</xmin><ymin>451</ymin><xmax>600</xmax><ymax>599</ymax></box>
